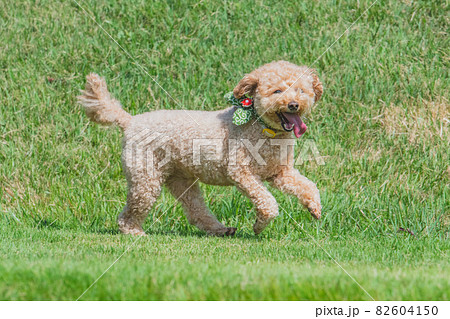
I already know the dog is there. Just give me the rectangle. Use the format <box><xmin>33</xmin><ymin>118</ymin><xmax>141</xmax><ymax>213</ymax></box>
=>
<box><xmin>78</xmin><ymin>61</ymin><xmax>323</xmax><ymax>236</ymax></box>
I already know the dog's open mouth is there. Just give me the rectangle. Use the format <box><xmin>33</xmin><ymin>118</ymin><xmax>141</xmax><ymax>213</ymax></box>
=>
<box><xmin>276</xmin><ymin>112</ymin><xmax>308</xmax><ymax>138</ymax></box>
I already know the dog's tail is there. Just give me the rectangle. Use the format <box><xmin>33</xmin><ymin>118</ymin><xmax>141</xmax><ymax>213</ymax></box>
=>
<box><xmin>77</xmin><ymin>73</ymin><xmax>132</xmax><ymax>130</ymax></box>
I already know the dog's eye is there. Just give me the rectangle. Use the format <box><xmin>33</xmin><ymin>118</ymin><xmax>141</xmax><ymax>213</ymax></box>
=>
<box><xmin>296</xmin><ymin>88</ymin><xmax>304</xmax><ymax>93</ymax></box>
<box><xmin>273</xmin><ymin>90</ymin><xmax>282</xmax><ymax>94</ymax></box>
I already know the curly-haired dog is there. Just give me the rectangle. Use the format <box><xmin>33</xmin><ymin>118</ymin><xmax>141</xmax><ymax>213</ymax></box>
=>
<box><xmin>78</xmin><ymin>61</ymin><xmax>323</xmax><ymax>236</ymax></box>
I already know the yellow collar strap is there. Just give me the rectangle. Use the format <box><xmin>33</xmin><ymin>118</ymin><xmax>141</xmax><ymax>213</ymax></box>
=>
<box><xmin>262</xmin><ymin>128</ymin><xmax>278</xmax><ymax>138</ymax></box>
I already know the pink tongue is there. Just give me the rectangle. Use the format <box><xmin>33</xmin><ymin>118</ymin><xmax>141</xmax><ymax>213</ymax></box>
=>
<box><xmin>283</xmin><ymin>113</ymin><xmax>307</xmax><ymax>138</ymax></box>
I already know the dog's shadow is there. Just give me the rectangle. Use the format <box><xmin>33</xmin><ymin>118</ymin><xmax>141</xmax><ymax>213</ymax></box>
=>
<box><xmin>94</xmin><ymin>227</ymin><xmax>259</xmax><ymax>240</ymax></box>
<box><xmin>33</xmin><ymin>218</ymin><xmax>258</xmax><ymax>240</ymax></box>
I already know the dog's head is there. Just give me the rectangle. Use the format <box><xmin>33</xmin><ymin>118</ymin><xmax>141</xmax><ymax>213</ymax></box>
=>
<box><xmin>233</xmin><ymin>61</ymin><xmax>323</xmax><ymax>137</ymax></box>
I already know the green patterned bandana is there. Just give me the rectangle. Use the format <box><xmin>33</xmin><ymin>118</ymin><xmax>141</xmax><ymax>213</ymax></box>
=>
<box><xmin>232</xmin><ymin>107</ymin><xmax>253</xmax><ymax>125</ymax></box>
<box><xmin>225</xmin><ymin>92</ymin><xmax>280</xmax><ymax>138</ymax></box>
<box><xmin>224</xmin><ymin>92</ymin><xmax>255</xmax><ymax>126</ymax></box>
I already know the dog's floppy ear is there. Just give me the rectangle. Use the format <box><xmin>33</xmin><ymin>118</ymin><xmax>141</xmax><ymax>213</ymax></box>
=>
<box><xmin>233</xmin><ymin>73</ymin><xmax>258</xmax><ymax>99</ymax></box>
<box><xmin>311</xmin><ymin>70</ymin><xmax>323</xmax><ymax>103</ymax></box>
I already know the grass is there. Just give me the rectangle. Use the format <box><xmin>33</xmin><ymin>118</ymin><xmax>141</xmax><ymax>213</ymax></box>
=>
<box><xmin>0</xmin><ymin>0</ymin><xmax>448</xmax><ymax>300</ymax></box>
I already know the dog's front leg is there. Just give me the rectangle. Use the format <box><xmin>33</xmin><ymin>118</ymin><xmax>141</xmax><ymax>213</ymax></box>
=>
<box><xmin>231</xmin><ymin>171</ymin><xmax>279</xmax><ymax>235</ymax></box>
<box><xmin>271</xmin><ymin>168</ymin><xmax>321</xmax><ymax>219</ymax></box>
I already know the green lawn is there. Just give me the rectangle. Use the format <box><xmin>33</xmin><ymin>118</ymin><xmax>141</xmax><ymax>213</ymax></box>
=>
<box><xmin>0</xmin><ymin>0</ymin><xmax>448</xmax><ymax>300</ymax></box>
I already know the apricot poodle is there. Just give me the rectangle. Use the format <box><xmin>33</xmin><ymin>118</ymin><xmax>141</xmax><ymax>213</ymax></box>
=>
<box><xmin>78</xmin><ymin>61</ymin><xmax>323</xmax><ymax>236</ymax></box>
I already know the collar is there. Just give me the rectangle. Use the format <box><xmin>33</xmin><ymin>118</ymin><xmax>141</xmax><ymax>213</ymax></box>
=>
<box><xmin>249</xmin><ymin>108</ymin><xmax>280</xmax><ymax>138</ymax></box>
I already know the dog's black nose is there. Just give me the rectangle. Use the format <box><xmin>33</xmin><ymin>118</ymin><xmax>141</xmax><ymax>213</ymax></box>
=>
<box><xmin>288</xmin><ymin>101</ymin><xmax>299</xmax><ymax>111</ymax></box>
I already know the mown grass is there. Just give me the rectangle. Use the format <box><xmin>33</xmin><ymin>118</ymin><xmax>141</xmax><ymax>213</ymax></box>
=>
<box><xmin>0</xmin><ymin>0</ymin><xmax>448</xmax><ymax>300</ymax></box>
<box><xmin>1</xmin><ymin>225</ymin><xmax>449</xmax><ymax>300</ymax></box>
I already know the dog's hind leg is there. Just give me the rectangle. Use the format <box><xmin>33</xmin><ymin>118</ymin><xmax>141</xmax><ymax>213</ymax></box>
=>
<box><xmin>166</xmin><ymin>177</ymin><xmax>236</xmax><ymax>236</ymax></box>
<box><xmin>117</xmin><ymin>174</ymin><xmax>163</xmax><ymax>236</ymax></box>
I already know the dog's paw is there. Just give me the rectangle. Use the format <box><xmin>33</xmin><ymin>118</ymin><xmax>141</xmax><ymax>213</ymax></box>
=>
<box><xmin>119</xmin><ymin>226</ymin><xmax>147</xmax><ymax>236</ymax></box>
<box><xmin>209</xmin><ymin>227</ymin><xmax>237</xmax><ymax>237</ymax></box>
<box><xmin>225</xmin><ymin>227</ymin><xmax>237</xmax><ymax>236</ymax></box>
<box><xmin>307</xmin><ymin>203</ymin><xmax>321</xmax><ymax>219</ymax></box>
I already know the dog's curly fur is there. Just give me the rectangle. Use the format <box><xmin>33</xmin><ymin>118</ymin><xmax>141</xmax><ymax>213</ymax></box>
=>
<box><xmin>78</xmin><ymin>61</ymin><xmax>323</xmax><ymax>236</ymax></box>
